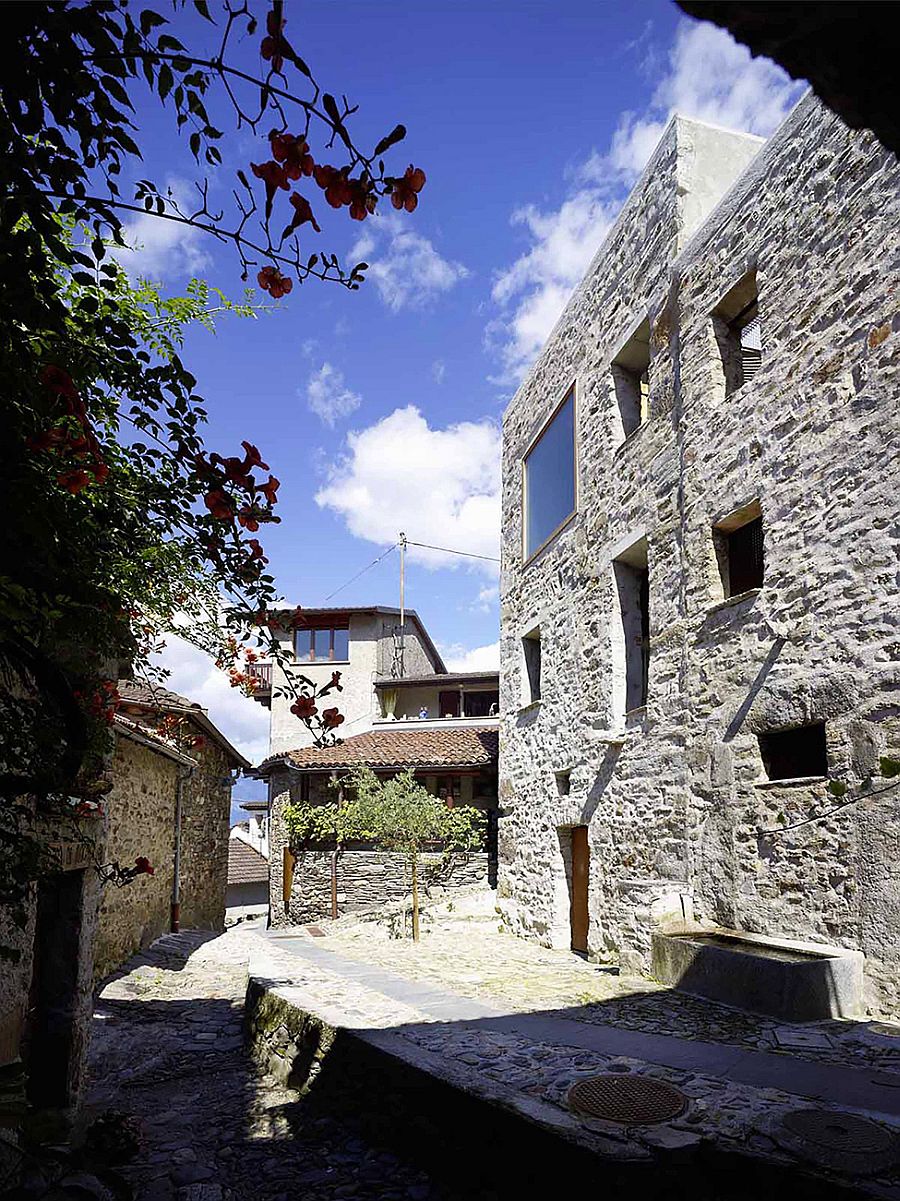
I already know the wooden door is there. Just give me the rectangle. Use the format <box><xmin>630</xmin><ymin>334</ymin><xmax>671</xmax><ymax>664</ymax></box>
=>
<box><xmin>570</xmin><ymin>826</ymin><xmax>590</xmax><ymax>954</ymax></box>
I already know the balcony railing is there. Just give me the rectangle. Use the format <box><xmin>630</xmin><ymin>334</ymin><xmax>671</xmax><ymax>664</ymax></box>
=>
<box><xmin>247</xmin><ymin>661</ymin><xmax>272</xmax><ymax>707</ymax></box>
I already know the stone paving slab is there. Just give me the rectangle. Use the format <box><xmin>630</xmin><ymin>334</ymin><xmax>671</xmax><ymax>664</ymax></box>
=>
<box><xmin>253</xmin><ymin>927</ymin><xmax>900</xmax><ymax>1198</ymax></box>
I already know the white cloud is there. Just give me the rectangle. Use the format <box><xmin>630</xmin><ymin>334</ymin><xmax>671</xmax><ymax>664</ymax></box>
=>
<box><xmin>350</xmin><ymin>212</ymin><xmax>468</xmax><ymax>311</ymax></box>
<box><xmin>472</xmin><ymin>584</ymin><xmax>499</xmax><ymax>613</ymax></box>
<box><xmin>315</xmin><ymin>405</ymin><xmax>500</xmax><ymax>575</ymax></box>
<box><xmin>305</xmin><ymin>362</ymin><xmax>362</xmax><ymax>427</ymax></box>
<box><xmin>442</xmin><ymin>640</ymin><xmax>500</xmax><ymax>672</ymax></box>
<box><xmin>120</xmin><ymin>179</ymin><xmax>212</xmax><ymax>282</ymax></box>
<box><xmin>432</xmin><ymin>359</ymin><xmax>446</xmax><ymax>385</ymax></box>
<box><xmin>489</xmin><ymin>20</ymin><xmax>803</xmax><ymax>384</ymax></box>
<box><xmin>151</xmin><ymin>634</ymin><xmax>270</xmax><ymax>767</ymax></box>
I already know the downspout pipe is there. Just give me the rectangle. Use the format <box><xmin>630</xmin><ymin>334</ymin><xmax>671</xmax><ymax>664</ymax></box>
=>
<box><xmin>171</xmin><ymin>763</ymin><xmax>195</xmax><ymax>932</ymax></box>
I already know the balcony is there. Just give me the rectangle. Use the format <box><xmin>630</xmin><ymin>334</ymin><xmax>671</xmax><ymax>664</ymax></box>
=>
<box><xmin>247</xmin><ymin>661</ymin><xmax>272</xmax><ymax>708</ymax></box>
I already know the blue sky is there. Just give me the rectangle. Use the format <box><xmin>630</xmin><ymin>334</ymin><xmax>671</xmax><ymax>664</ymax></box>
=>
<box><xmin>124</xmin><ymin>0</ymin><xmax>804</xmax><ymax>790</ymax></box>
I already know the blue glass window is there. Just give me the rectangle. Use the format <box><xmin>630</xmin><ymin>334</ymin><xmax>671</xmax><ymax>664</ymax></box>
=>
<box><xmin>524</xmin><ymin>390</ymin><xmax>576</xmax><ymax>559</ymax></box>
<box><xmin>332</xmin><ymin>627</ymin><xmax>350</xmax><ymax>661</ymax></box>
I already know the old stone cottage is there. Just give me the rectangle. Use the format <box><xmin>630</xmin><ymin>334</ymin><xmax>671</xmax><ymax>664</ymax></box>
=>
<box><xmin>0</xmin><ymin>680</ymin><xmax>246</xmax><ymax>1119</ymax></box>
<box><xmin>498</xmin><ymin>94</ymin><xmax>900</xmax><ymax>1014</ymax></box>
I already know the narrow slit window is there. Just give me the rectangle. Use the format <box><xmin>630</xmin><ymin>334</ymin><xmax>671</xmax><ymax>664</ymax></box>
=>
<box><xmin>612</xmin><ymin>318</ymin><xmax>651</xmax><ymax>439</ymax></box>
<box><xmin>713</xmin><ymin>272</ymin><xmax>761</xmax><ymax>396</ymax></box>
<box><xmin>523</xmin><ymin>627</ymin><xmax>542</xmax><ymax>704</ymax></box>
<box><xmin>613</xmin><ymin>538</ymin><xmax>649</xmax><ymax>716</ymax></box>
<box><xmin>759</xmin><ymin>724</ymin><xmax>827</xmax><ymax>781</ymax></box>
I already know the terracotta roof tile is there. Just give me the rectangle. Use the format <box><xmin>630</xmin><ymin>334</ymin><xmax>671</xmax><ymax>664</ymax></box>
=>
<box><xmin>117</xmin><ymin>679</ymin><xmax>250</xmax><ymax>768</ymax></box>
<box><xmin>257</xmin><ymin>725</ymin><xmax>498</xmax><ymax>774</ymax></box>
<box><xmin>227</xmin><ymin>838</ymin><xmax>268</xmax><ymax>885</ymax></box>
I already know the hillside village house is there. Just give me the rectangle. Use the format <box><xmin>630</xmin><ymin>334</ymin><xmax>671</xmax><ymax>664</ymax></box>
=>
<box><xmin>0</xmin><ymin>681</ymin><xmax>245</xmax><ymax>1118</ymax></box>
<box><xmin>497</xmin><ymin>94</ymin><xmax>900</xmax><ymax>1015</ymax></box>
<box><xmin>226</xmin><ymin>800</ymin><xmax>270</xmax><ymax>916</ymax></box>
<box><xmin>250</xmin><ymin>606</ymin><xmax>499</xmax><ymax>923</ymax></box>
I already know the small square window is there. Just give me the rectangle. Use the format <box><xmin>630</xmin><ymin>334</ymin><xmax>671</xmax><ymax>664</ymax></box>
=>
<box><xmin>612</xmin><ymin>318</ymin><xmax>651</xmax><ymax>439</ymax></box>
<box><xmin>759</xmin><ymin>724</ymin><xmax>827</xmax><ymax>781</ymax></box>
<box><xmin>522</xmin><ymin>627</ymin><xmax>542</xmax><ymax>704</ymax></box>
<box><xmin>714</xmin><ymin>502</ymin><xmax>763</xmax><ymax>599</ymax></box>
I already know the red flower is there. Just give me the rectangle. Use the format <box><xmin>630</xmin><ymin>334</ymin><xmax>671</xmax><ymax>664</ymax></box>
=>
<box><xmin>257</xmin><ymin>475</ymin><xmax>280</xmax><ymax>505</ymax></box>
<box><xmin>40</xmin><ymin>364</ymin><xmax>79</xmax><ymax>400</ymax></box>
<box><xmin>260</xmin><ymin>5</ymin><xmax>287</xmax><ymax>72</ymax></box>
<box><xmin>246</xmin><ymin>538</ymin><xmax>268</xmax><ymax>562</ymax></box>
<box><xmin>92</xmin><ymin>459</ymin><xmax>109</xmax><ymax>485</ymax></box>
<box><xmin>286</xmin><ymin>192</ymin><xmax>321</xmax><ymax>234</ymax></box>
<box><xmin>241</xmin><ymin>441</ymin><xmax>270</xmax><ymax>473</ymax></box>
<box><xmin>313</xmin><ymin>164</ymin><xmax>354</xmax><ymax>209</ymax></box>
<box><xmin>251</xmin><ymin>159</ymin><xmax>290</xmax><ymax>218</ymax></box>
<box><xmin>330</xmin><ymin>671</ymin><xmax>343</xmax><ymax>691</ymax></box>
<box><xmin>237</xmin><ymin>506</ymin><xmax>260</xmax><ymax>532</ymax></box>
<box><xmin>57</xmin><ymin>468</ymin><xmax>91</xmax><ymax>493</ymax></box>
<box><xmin>257</xmin><ymin>266</ymin><xmax>293</xmax><ymax>299</ymax></box>
<box><xmin>390</xmin><ymin>165</ymin><xmax>426</xmax><ymax>213</ymax></box>
<box><xmin>271</xmin><ymin>132</ymin><xmax>314</xmax><ymax>179</ymax></box>
<box><xmin>204</xmin><ymin>489</ymin><xmax>234</xmax><ymax>521</ymax></box>
<box><xmin>322</xmin><ymin>707</ymin><xmax>345</xmax><ymax>731</ymax></box>
<box><xmin>290</xmin><ymin>695</ymin><xmax>318</xmax><ymax>720</ymax></box>
<box><xmin>134</xmin><ymin>857</ymin><xmax>154</xmax><ymax>876</ymax></box>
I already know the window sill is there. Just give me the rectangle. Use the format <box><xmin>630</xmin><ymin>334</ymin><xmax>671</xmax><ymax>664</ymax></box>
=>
<box><xmin>754</xmin><ymin>776</ymin><xmax>828</xmax><ymax>791</ymax></box>
<box><xmin>614</xmin><ymin>418</ymin><xmax>651</xmax><ymax>455</ymax></box>
<box><xmin>707</xmin><ymin>587</ymin><xmax>761</xmax><ymax>615</ymax></box>
<box><xmin>296</xmin><ymin>659</ymin><xmax>351</xmax><ymax>665</ymax></box>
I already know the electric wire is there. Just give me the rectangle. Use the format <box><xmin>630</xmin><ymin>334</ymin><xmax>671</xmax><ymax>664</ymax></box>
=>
<box><xmin>322</xmin><ymin>543</ymin><xmax>398</xmax><ymax>602</ymax></box>
<box><xmin>403</xmin><ymin>538</ymin><xmax>500</xmax><ymax>563</ymax></box>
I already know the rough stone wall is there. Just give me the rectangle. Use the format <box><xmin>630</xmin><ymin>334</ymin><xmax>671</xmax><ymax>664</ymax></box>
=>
<box><xmin>178</xmin><ymin>740</ymin><xmax>231</xmax><ymax>931</ymax></box>
<box><xmin>279</xmin><ymin>850</ymin><xmax>490</xmax><ymax>926</ymax></box>
<box><xmin>498</xmin><ymin>97</ymin><xmax>900</xmax><ymax>1014</ymax></box>
<box><xmin>95</xmin><ymin>738</ymin><xmax>177</xmax><ymax>981</ymax></box>
<box><xmin>95</xmin><ymin>734</ymin><xmax>230</xmax><ymax>981</ymax></box>
<box><xmin>267</xmin><ymin>769</ymin><xmax>488</xmax><ymax>927</ymax></box>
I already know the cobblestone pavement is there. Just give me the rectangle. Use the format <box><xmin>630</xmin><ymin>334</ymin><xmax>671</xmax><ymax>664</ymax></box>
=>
<box><xmin>86</xmin><ymin>925</ymin><xmax>502</xmax><ymax>1201</ymax></box>
<box><xmin>320</xmin><ymin>892</ymin><xmax>900</xmax><ymax>1075</ymax></box>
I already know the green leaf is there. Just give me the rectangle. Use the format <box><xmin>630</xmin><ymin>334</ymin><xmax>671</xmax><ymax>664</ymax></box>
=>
<box><xmin>373</xmin><ymin>124</ymin><xmax>406</xmax><ymax>158</ymax></box>
<box><xmin>881</xmin><ymin>756</ymin><xmax>900</xmax><ymax>778</ymax></box>
<box><xmin>139</xmin><ymin>9</ymin><xmax>168</xmax><ymax>35</ymax></box>
<box><xmin>158</xmin><ymin>64</ymin><xmax>173</xmax><ymax>101</ymax></box>
<box><xmin>827</xmin><ymin>780</ymin><xmax>847</xmax><ymax>798</ymax></box>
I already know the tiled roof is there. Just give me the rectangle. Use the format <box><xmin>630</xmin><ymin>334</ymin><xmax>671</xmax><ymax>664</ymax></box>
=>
<box><xmin>117</xmin><ymin>679</ymin><xmax>250</xmax><ymax>769</ymax></box>
<box><xmin>227</xmin><ymin>838</ymin><xmax>269</xmax><ymax>885</ymax></box>
<box><xmin>257</xmin><ymin>725</ymin><xmax>498</xmax><ymax>774</ymax></box>
<box><xmin>239</xmin><ymin>800</ymin><xmax>269</xmax><ymax>812</ymax></box>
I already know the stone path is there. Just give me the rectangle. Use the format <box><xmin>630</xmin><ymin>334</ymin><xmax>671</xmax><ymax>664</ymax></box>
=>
<box><xmin>86</xmin><ymin>925</ymin><xmax>504</xmax><ymax>1201</ymax></box>
<box><xmin>256</xmin><ymin>925</ymin><xmax>900</xmax><ymax>1196</ymax></box>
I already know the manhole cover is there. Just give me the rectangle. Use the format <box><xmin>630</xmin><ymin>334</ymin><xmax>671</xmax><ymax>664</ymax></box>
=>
<box><xmin>775</xmin><ymin>1109</ymin><xmax>900</xmax><ymax>1175</ymax></box>
<box><xmin>568</xmin><ymin>1074</ymin><xmax>688</xmax><ymax>1125</ymax></box>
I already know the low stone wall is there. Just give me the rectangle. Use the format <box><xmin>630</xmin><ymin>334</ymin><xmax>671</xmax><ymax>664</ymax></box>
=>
<box><xmin>271</xmin><ymin>849</ymin><xmax>490</xmax><ymax>927</ymax></box>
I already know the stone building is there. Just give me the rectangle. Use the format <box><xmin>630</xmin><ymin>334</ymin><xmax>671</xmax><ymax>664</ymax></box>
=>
<box><xmin>497</xmin><ymin>95</ymin><xmax>900</xmax><ymax>1014</ymax></box>
<box><xmin>0</xmin><ymin>681</ymin><xmax>247</xmax><ymax>1124</ymax></box>
<box><xmin>259</xmin><ymin>725</ymin><xmax>498</xmax><ymax>926</ymax></box>
<box><xmin>248</xmin><ymin>607</ymin><xmax>500</xmax><ymax>924</ymax></box>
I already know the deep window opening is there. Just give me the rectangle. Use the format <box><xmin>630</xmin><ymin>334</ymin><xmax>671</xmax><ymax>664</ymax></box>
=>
<box><xmin>713</xmin><ymin>272</ymin><xmax>761</xmax><ymax>396</ymax></box>
<box><xmin>439</xmin><ymin>690</ymin><xmax>460</xmax><ymax>718</ymax></box>
<box><xmin>523</xmin><ymin>389</ymin><xmax>576</xmax><ymax>560</ymax></box>
<box><xmin>715</xmin><ymin>505</ymin><xmax>764</xmax><ymax>599</ymax></box>
<box><xmin>612</xmin><ymin>318</ymin><xmax>651</xmax><ymax>439</ymax></box>
<box><xmin>759</xmin><ymin>724</ymin><xmax>827</xmax><ymax>781</ymax></box>
<box><xmin>613</xmin><ymin>539</ymin><xmax>649</xmax><ymax>716</ymax></box>
<box><xmin>523</xmin><ymin>628</ymin><xmax>542</xmax><ymax>704</ymax></box>
<box><xmin>556</xmin><ymin>770</ymin><xmax>571</xmax><ymax>797</ymax></box>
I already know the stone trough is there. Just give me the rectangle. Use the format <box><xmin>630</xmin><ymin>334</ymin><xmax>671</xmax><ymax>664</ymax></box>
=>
<box><xmin>651</xmin><ymin>927</ymin><xmax>864</xmax><ymax>1022</ymax></box>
